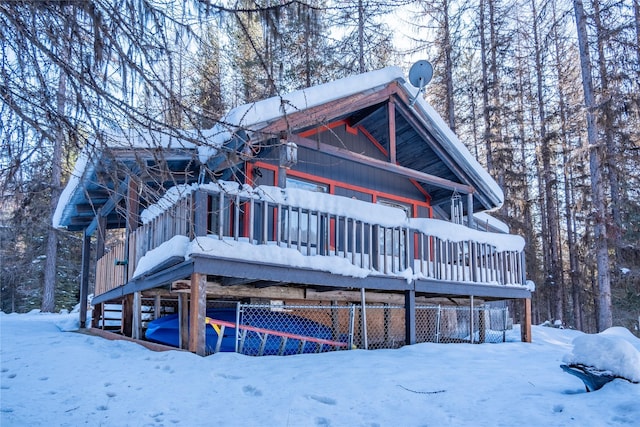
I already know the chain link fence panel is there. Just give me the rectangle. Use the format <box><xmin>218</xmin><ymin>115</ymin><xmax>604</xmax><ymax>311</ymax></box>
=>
<box><xmin>231</xmin><ymin>302</ymin><xmax>513</xmax><ymax>356</ymax></box>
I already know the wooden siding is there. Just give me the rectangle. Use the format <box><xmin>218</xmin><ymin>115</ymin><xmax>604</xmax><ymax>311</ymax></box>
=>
<box><xmin>95</xmin><ymin>240</ymin><xmax>127</xmax><ymax>296</ymax></box>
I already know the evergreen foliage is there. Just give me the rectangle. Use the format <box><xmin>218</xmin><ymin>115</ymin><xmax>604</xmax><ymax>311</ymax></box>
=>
<box><xmin>0</xmin><ymin>0</ymin><xmax>638</xmax><ymax>335</ymax></box>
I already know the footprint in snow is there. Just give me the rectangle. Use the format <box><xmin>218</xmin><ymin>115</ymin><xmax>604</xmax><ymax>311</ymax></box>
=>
<box><xmin>242</xmin><ymin>385</ymin><xmax>262</xmax><ymax>396</ymax></box>
<box><xmin>307</xmin><ymin>395</ymin><xmax>337</xmax><ymax>406</ymax></box>
<box><xmin>315</xmin><ymin>417</ymin><xmax>331</xmax><ymax>427</ymax></box>
<box><xmin>215</xmin><ymin>373</ymin><xmax>242</xmax><ymax>380</ymax></box>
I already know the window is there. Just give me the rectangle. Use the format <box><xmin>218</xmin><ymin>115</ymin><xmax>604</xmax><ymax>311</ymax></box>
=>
<box><xmin>376</xmin><ymin>199</ymin><xmax>411</xmax><ymax>265</ymax></box>
<box><xmin>283</xmin><ymin>178</ymin><xmax>328</xmax><ymax>251</ymax></box>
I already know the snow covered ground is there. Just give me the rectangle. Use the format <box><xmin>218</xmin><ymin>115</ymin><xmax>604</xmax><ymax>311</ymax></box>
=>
<box><xmin>1</xmin><ymin>311</ymin><xmax>639</xmax><ymax>427</ymax></box>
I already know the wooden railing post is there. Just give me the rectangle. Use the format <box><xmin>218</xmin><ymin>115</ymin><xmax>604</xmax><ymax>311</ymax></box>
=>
<box><xmin>193</xmin><ymin>190</ymin><xmax>208</xmax><ymax>238</ymax></box>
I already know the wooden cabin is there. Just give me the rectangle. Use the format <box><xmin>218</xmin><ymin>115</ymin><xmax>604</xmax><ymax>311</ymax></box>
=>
<box><xmin>54</xmin><ymin>67</ymin><xmax>533</xmax><ymax>355</ymax></box>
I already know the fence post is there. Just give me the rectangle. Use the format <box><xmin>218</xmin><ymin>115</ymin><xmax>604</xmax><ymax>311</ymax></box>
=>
<box><xmin>235</xmin><ymin>301</ymin><xmax>241</xmax><ymax>353</ymax></box>
<box><xmin>436</xmin><ymin>305</ymin><xmax>441</xmax><ymax>343</ymax></box>
<box><xmin>360</xmin><ymin>288</ymin><xmax>368</xmax><ymax>350</ymax></box>
<box><xmin>469</xmin><ymin>295</ymin><xmax>475</xmax><ymax>344</ymax></box>
<box><xmin>348</xmin><ymin>304</ymin><xmax>356</xmax><ymax>349</ymax></box>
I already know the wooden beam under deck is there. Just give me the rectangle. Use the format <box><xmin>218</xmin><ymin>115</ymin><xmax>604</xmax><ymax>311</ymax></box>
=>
<box><xmin>170</xmin><ymin>280</ymin><xmax>481</xmax><ymax>306</ymax></box>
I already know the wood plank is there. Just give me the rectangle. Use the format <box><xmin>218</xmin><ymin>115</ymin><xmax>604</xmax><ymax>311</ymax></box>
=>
<box><xmin>188</xmin><ymin>273</ymin><xmax>207</xmax><ymax>355</ymax></box>
<box><xmin>521</xmin><ymin>298</ymin><xmax>532</xmax><ymax>343</ymax></box>
<box><xmin>260</xmin><ymin>84</ymin><xmax>399</xmax><ymax>136</ymax></box>
<box><xmin>80</xmin><ymin>328</ymin><xmax>186</xmax><ymax>353</ymax></box>
<box><xmin>179</xmin><ymin>293</ymin><xmax>189</xmax><ymax>350</ymax></box>
<box><xmin>171</xmin><ymin>280</ymin><xmax>474</xmax><ymax>306</ymax></box>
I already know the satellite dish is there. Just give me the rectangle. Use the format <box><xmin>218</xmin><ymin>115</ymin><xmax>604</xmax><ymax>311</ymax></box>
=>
<box><xmin>408</xmin><ymin>60</ymin><xmax>433</xmax><ymax>106</ymax></box>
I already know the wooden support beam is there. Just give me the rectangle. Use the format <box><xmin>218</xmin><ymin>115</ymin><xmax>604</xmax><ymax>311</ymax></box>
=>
<box><xmin>126</xmin><ymin>178</ymin><xmax>140</xmax><ymax>232</ymax></box>
<box><xmin>171</xmin><ymin>280</ymin><xmax>476</xmax><ymax>305</ymax></box>
<box><xmin>91</xmin><ymin>303</ymin><xmax>102</xmax><ymax>329</ymax></box>
<box><xmin>467</xmin><ymin>193</ymin><xmax>475</xmax><ymax>229</ymax></box>
<box><xmin>521</xmin><ymin>298</ymin><xmax>532</xmax><ymax>343</ymax></box>
<box><xmin>95</xmin><ymin>215</ymin><xmax>106</xmax><ymax>260</ymax></box>
<box><xmin>405</xmin><ymin>290</ymin><xmax>416</xmax><ymax>345</ymax></box>
<box><xmin>122</xmin><ymin>294</ymin><xmax>133</xmax><ymax>337</ymax></box>
<box><xmin>260</xmin><ymin>84</ymin><xmax>399</xmax><ymax>136</ymax></box>
<box><xmin>132</xmin><ymin>292</ymin><xmax>142</xmax><ymax>340</ymax></box>
<box><xmin>188</xmin><ymin>273</ymin><xmax>207</xmax><ymax>355</ymax></box>
<box><xmin>154</xmin><ymin>294</ymin><xmax>161</xmax><ymax>320</ymax></box>
<box><xmin>179</xmin><ymin>293</ymin><xmax>189</xmax><ymax>350</ymax></box>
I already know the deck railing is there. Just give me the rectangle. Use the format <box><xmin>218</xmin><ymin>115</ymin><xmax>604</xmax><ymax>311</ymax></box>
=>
<box><xmin>95</xmin><ymin>186</ymin><xmax>526</xmax><ymax>297</ymax></box>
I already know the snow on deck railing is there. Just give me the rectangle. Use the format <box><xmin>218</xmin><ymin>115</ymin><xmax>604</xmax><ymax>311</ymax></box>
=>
<box><xmin>96</xmin><ymin>182</ymin><xmax>527</xmax><ymax>296</ymax></box>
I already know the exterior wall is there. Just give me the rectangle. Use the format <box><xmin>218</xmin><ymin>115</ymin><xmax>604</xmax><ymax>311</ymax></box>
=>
<box><xmin>246</xmin><ymin>122</ymin><xmax>432</xmax><ymax>219</ymax></box>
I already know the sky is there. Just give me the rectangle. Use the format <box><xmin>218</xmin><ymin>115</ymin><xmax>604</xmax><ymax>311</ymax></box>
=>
<box><xmin>1</xmin><ymin>309</ymin><xmax>639</xmax><ymax>427</ymax></box>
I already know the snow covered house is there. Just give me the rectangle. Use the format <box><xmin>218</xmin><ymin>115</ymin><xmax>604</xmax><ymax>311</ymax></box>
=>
<box><xmin>54</xmin><ymin>67</ymin><xmax>533</xmax><ymax>355</ymax></box>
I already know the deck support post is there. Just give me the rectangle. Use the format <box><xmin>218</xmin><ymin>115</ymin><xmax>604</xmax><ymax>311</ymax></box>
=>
<box><xmin>154</xmin><ymin>294</ymin><xmax>161</xmax><ymax>320</ymax></box>
<box><xmin>92</xmin><ymin>303</ymin><xmax>102</xmax><ymax>329</ymax></box>
<box><xmin>178</xmin><ymin>293</ymin><xmax>189</xmax><ymax>349</ymax></box>
<box><xmin>521</xmin><ymin>298</ymin><xmax>532</xmax><ymax>343</ymax></box>
<box><xmin>79</xmin><ymin>230</ymin><xmax>91</xmax><ymax>328</ymax></box>
<box><xmin>189</xmin><ymin>272</ymin><xmax>207</xmax><ymax>355</ymax></box>
<box><xmin>132</xmin><ymin>291</ymin><xmax>142</xmax><ymax>340</ymax></box>
<box><xmin>404</xmin><ymin>289</ymin><xmax>416</xmax><ymax>345</ymax></box>
<box><xmin>122</xmin><ymin>294</ymin><xmax>133</xmax><ymax>337</ymax></box>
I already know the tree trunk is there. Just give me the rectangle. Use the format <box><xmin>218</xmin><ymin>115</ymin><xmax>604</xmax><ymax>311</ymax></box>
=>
<box><xmin>358</xmin><ymin>0</ymin><xmax>364</xmax><ymax>73</ymax></box>
<box><xmin>573</xmin><ymin>0</ymin><xmax>612</xmax><ymax>331</ymax></box>
<box><xmin>479</xmin><ymin>0</ymin><xmax>493</xmax><ymax>174</ymax></box>
<box><xmin>443</xmin><ymin>0</ymin><xmax>456</xmax><ymax>132</ymax></box>
<box><xmin>551</xmin><ymin>0</ymin><xmax>582</xmax><ymax>330</ymax></box>
<box><xmin>592</xmin><ymin>1</ymin><xmax>622</xmax><ymax>264</ymax></box>
<box><xmin>531</xmin><ymin>0</ymin><xmax>563</xmax><ymax>323</ymax></box>
<box><xmin>41</xmin><ymin>63</ymin><xmax>66</xmax><ymax>313</ymax></box>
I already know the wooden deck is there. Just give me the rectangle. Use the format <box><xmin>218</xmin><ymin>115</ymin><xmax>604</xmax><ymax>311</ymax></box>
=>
<box><xmin>94</xmin><ymin>185</ymin><xmax>529</xmax><ymax>304</ymax></box>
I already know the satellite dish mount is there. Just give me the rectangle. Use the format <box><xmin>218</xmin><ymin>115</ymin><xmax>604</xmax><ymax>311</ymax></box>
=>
<box><xmin>408</xmin><ymin>60</ymin><xmax>433</xmax><ymax>106</ymax></box>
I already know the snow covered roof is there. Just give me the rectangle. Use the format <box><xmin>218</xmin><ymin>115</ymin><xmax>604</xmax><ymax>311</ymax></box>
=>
<box><xmin>54</xmin><ymin>66</ymin><xmax>504</xmax><ymax>230</ymax></box>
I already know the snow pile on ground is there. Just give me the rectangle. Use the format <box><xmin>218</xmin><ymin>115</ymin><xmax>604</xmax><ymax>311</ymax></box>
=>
<box><xmin>1</xmin><ymin>311</ymin><xmax>639</xmax><ymax>426</ymax></box>
<box><xmin>563</xmin><ymin>327</ymin><xmax>640</xmax><ymax>382</ymax></box>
